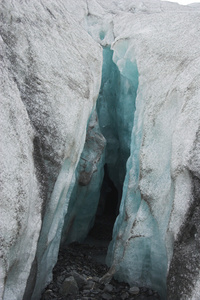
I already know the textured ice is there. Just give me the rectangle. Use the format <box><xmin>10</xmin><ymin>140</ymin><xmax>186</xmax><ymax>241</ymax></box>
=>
<box><xmin>61</xmin><ymin>45</ymin><xmax>138</xmax><ymax>246</ymax></box>
<box><xmin>0</xmin><ymin>39</ymin><xmax>42</xmax><ymax>300</ymax></box>
<box><xmin>97</xmin><ymin>46</ymin><xmax>138</xmax><ymax>192</ymax></box>
<box><xmin>61</xmin><ymin>111</ymin><xmax>106</xmax><ymax>244</ymax></box>
<box><xmin>0</xmin><ymin>1</ymin><xmax>102</xmax><ymax>299</ymax></box>
<box><xmin>83</xmin><ymin>1</ymin><xmax>200</xmax><ymax>299</ymax></box>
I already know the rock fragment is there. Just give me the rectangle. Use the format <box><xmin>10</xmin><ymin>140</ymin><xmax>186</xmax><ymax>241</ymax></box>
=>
<box><xmin>59</xmin><ymin>276</ymin><xmax>79</xmax><ymax>296</ymax></box>
<box><xmin>129</xmin><ymin>286</ymin><xmax>140</xmax><ymax>295</ymax></box>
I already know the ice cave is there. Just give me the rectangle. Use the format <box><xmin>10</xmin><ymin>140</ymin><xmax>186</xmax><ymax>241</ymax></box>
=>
<box><xmin>1</xmin><ymin>1</ymin><xmax>200</xmax><ymax>300</ymax></box>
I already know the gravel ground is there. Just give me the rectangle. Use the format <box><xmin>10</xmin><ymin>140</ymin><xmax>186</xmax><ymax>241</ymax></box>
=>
<box><xmin>40</xmin><ymin>216</ymin><xmax>161</xmax><ymax>300</ymax></box>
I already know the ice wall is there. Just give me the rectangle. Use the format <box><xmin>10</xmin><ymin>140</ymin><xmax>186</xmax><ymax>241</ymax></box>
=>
<box><xmin>107</xmin><ymin>38</ymin><xmax>169</xmax><ymax>299</ymax></box>
<box><xmin>61</xmin><ymin>111</ymin><xmax>106</xmax><ymax>245</ymax></box>
<box><xmin>82</xmin><ymin>1</ymin><xmax>200</xmax><ymax>299</ymax></box>
<box><xmin>0</xmin><ymin>1</ymin><xmax>102</xmax><ymax>299</ymax></box>
<box><xmin>0</xmin><ymin>39</ymin><xmax>42</xmax><ymax>300</ymax></box>
<box><xmin>105</xmin><ymin>9</ymin><xmax>200</xmax><ymax>300</ymax></box>
<box><xmin>97</xmin><ymin>46</ymin><xmax>138</xmax><ymax>193</ymax></box>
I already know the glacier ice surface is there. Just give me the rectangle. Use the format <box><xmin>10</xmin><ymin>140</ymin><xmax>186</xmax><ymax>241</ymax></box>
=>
<box><xmin>1</xmin><ymin>1</ymin><xmax>200</xmax><ymax>300</ymax></box>
<box><xmin>0</xmin><ymin>1</ymin><xmax>102</xmax><ymax>299</ymax></box>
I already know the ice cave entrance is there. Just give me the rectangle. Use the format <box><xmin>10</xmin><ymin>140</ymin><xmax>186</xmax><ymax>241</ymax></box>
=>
<box><xmin>61</xmin><ymin>46</ymin><xmax>139</xmax><ymax>256</ymax></box>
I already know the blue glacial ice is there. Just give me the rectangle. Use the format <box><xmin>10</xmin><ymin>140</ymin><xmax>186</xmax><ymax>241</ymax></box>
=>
<box><xmin>61</xmin><ymin>45</ymin><xmax>139</xmax><ymax>245</ymax></box>
<box><xmin>97</xmin><ymin>46</ymin><xmax>138</xmax><ymax>193</ymax></box>
<box><xmin>106</xmin><ymin>39</ymin><xmax>169</xmax><ymax>300</ymax></box>
<box><xmin>61</xmin><ymin>111</ymin><xmax>106</xmax><ymax>244</ymax></box>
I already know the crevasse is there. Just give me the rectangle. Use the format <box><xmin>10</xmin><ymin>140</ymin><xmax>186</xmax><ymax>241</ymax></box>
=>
<box><xmin>60</xmin><ymin>36</ymin><xmax>168</xmax><ymax>299</ymax></box>
<box><xmin>60</xmin><ymin>37</ymin><xmax>169</xmax><ymax>299</ymax></box>
<box><xmin>97</xmin><ymin>46</ymin><xmax>138</xmax><ymax>195</ymax></box>
<box><xmin>61</xmin><ymin>45</ymin><xmax>138</xmax><ymax>246</ymax></box>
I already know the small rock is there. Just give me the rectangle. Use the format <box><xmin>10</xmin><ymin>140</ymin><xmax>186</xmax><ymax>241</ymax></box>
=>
<box><xmin>148</xmin><ymin>289</ymin><xmax>153</xmax><ymax>296</ymax></box>
<box><xmin>129</xmin><ymin>286</ymin><xmax>140</xmax><ymax>295</ymax></box>
<box><xmin>71</xmin><ymin>271</ymin><xmax>87</xmax><ymax>288</ymax></box>
<box><xmin>93</xmin><ymin>276</ymin><xmax>100</xmax><ymax>282</ymax></box>
<box><xmin>102</xmin><ymin>292</ymin><xmax>112</xmax><ymax>300</ymax></box>
<box><xmin>121</xmin><ymin>291</ymin><xmax>129</xmax><ymax>300</ymax></box>
<box><xmin>84</xmin><ymin>280</ymin><xmax>95</xmax><ymax>289</ymax></box>
<box><xmin>91</xmin><ymin>290</ymin><xmax>101</xmax><ymax>294</ymax></box>
<box><xmin>42</xmin><ymin>289</ymin><xmax>53</xmax><ymax>300</ymax></box>
<box><xmin>59</xmin><ymin>276</ymin><xmax>79</xmax><ymax>296</ymax></box>
<box><xmin>104</xmin><ymin>283</ymin><xmax>114</xmax><ymax>293</ymax></box>
<box><xmin>83</xmin><ymin>289</ymin><xmax>90</xmax><ymax>295</ymax></box>
<box><xmin>57</xmin><ymin>275</ymin><xmax>65</xmax><ymax>285</ymax></box>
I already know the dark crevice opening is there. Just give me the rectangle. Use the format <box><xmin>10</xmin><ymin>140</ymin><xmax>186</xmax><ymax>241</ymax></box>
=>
<box><xmin>88</xmin><ymin>164</ymin><xmax>119</xmax><ymax>243</ymax></box>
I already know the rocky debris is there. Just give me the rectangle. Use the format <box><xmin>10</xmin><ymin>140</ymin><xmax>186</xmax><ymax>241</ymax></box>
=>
<box><xmin>59</xmin><ymin>276</ymin><xmax>79</xmax><ymax>296</ymax></box>
<box><xmin>121</xmin><ymin>291</ymin><xmax>130</xmax><ymax>300</ymax></box>
<box><xmin>130</xmin><ymin>286</ymin><xmax>140</xmax><ymax>295</ymax></box>
<box><xmin>102</xmin><ymin>292</ymin><xmax>112</xmax><ymax>300</ymax></box>
<box><xmin>40</xmin><ymin>242</ymin><xmax>161</xmax><ymax>300</ymax></box>
<box><xmin>104</xmin><ymin>283</ymin><xmax>114</xmax><ymax>293</ymax></box>
<box><xmin>71</xmin><ymin>271</ymin><xmax>88</xmax><ymax>288</ymax></box>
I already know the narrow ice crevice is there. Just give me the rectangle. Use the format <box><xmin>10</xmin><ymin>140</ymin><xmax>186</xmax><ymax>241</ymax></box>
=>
<box><xmin>59</xmin><ymin>35</ymin><xmax>168</xmax><ymax>300</ymax></box>
<box><xmin>96</xmin><ymin>46</ymin><xmax>138</xmax><ymax>196</ymax></box>
<box><xmin>60</xmin><ymin>45</ymin><xmax>139</xmax><ymax>248</ymax></box>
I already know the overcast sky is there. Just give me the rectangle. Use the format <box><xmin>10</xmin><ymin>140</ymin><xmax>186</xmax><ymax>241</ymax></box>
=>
<box><xmin>163</xmin><ymin>0</ymin><xmax>199</xmax><ymax>4</ymax></box>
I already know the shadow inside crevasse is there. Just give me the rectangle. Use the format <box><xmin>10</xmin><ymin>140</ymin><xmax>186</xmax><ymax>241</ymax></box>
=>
<box><xmin>84</xmin><ymin>165</ymin><xmax>119</xmax><ymax>263</ymax></box>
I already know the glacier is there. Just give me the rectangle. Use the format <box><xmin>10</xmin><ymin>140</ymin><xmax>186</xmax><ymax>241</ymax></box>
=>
<box><xmin>1</xmin><ymin>0</ymin><xmax>200</xmax><ymax>300</ymax></box>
